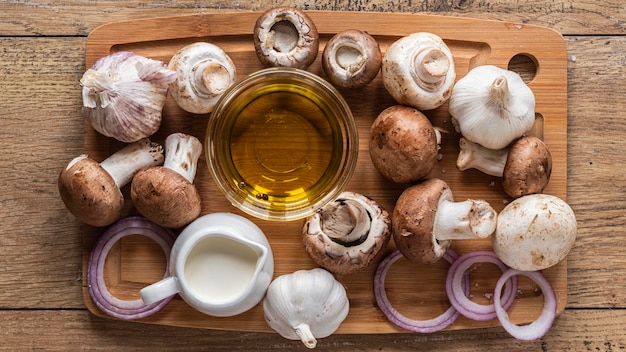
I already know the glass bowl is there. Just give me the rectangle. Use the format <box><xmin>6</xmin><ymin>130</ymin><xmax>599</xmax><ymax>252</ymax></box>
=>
<box><xmin>206</xmin><ymin>67</ymin><xmax>359</xmax><ymax>222</ymax></box>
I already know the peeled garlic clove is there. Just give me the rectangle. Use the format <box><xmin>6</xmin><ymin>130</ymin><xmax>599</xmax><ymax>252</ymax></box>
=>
<box><xmin>449</xmin><ymin>65</ymin><xmax>536</xmax><ymax>150</ymax></box>
<box><xmin>167</xmin><ymin>42</ymin><xmax>237</xmax><ymax>114</ymax></box>
<box><xmin>81</xmin><ymin>51</ymin><xmax>176</xmax><ymax>143</ymax></box>
<box><xmin>382</xmin><ymin>32</ymin><xmax>456</xmax><ymax>110</ymax></box>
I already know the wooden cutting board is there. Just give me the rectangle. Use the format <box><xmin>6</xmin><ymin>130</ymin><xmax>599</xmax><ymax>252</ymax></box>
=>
<box><xmin>81</xmin><ymin>11</ymin><xmax>568</xmax><ymax>334</ymax></box>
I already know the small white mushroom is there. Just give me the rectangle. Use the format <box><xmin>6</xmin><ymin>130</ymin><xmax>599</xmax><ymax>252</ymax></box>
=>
<box><xmin>457</xmin><ymin>136</ymin><xmax>552</xmax><ymax>198</ymax></box>
<box><xmin>168</xmin><ymin>42</ymin><xmax>236</xmax><ymax>114</ymax></box>
<box><xmin>392</xmin><ymin>178</ymin><xmax>497</xmax><ymax>264</ymax></box>
<box><xmin>253</xmin><ymin>7</ymin><xmax>319</xmax><ymax>69</ymax></box>
<box><xmin>322</xmin><ymin>29</ymin><xmax>382</xmax><ymax>88</ymax></box>
<box><xmin>493</xmin><ymin>194</ymin><xmax>577</xmax><ymax>271</ymax></box>
<box><xmin>381</xmin><ymin>32</ymin><xmax>456</xmax><ymax>110</ymax></box>
<box><xmin>302</xmin><ymin>191</ymin><xmax>391</xmax><ymax>276</ymax></box>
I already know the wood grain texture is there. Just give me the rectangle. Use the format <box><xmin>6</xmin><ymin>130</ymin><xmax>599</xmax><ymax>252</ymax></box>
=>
<box><xmin>80</xmin><ymin>11</ymin><xmax>567</xmax><ymax>333</ymax></box>
<box><xmin>0</xmin><ymin>1</ymin><xmax>625</xmax><ymax>350</ymax></box>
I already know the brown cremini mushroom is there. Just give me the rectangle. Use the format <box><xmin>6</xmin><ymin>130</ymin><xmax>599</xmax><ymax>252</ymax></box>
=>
<box><xmin>58</xmin><ymin>138</ymin><xmax>164</xmax><ymax>227</ymax></box>
<box><xmin>369</xmin><ymin>105</ymin><xmax>441</xmax><ymax>184</ymax></box>
<box><xmin>392</xmin><ymin>178</ymin><xmax>497</xmax><ymax>264</ymax></box>
<box><xmin>322</xmin><ymin>29</ymin><xmax>382</xmax><ymax>88</ymax></box>
<box><xmin>302</xmin><ymin>191</ymin><xmax>391</xmax><ymax>276</ymax></box>
<box><xmin>131</xmin><ymin>133</ymin><xmax>202</xmax><ymax>228</ymax></box>
<box><xmin>457</xmin><ymin>136</ymin><xmax>552</xmax><ymax>198</ymax></box>
<box><xmin>253</xmin><ymin>7</ymin><xmax>319</xmax><ymax>69</ymax></box>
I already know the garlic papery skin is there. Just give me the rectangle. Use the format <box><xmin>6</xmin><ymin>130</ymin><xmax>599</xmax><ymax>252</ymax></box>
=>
<box><xmin>382</xmin><ymin>32</ymin><xmax>456</xmax><ymax>111</ymax></box>
<box><xmin>81</xmin><ymin>52</ymin><xmax>176</xmax><ymax>143</ymax></box>
<box><xmin>168</xmin><ymin>42</ymin><xmax>237</xmax><ymax>114</ymax></box>
<box><xmin>449</xmin><ymin>65</ymin><xmax>536</xmax><ymax>150</ymax></box>
<box><xmin>263</xmin><ymin>268</ymin><xmax>349</xmax><ymax>349</ymax></box>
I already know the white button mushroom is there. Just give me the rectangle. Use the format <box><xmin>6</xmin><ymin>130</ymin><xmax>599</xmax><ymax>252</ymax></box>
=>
<box><xmin>302</xmin><ymin>191</ymin><xmax>391</xmax><ymax>276</ymax></box>
<box><xmin>392</xmin><ymin>178</ymin><xmax>498</xmax><ymax>264</ymax></box>
<box><xmin>369</xmin><ymin>105</ymin><xmax>441</xmax><ymax>184</ymax></box>
<box><xmin>167</xmin><ymin>42</ymin><xmax>237</xmax><ymax>114</ymax></box>
<box><xmin>449</xmin><ymin>65</ymin><xmax>536</xmax><ymax>150</ymax></box>
<box><xmin>253</xmin><ymin>7</ymin><xmax>319</xmax><ymax>69</ymax></box>
<box><xmin>381</xmin><ymin>32</ymin><xmax>456</xmax><ymax>111</ymax></box>
<box><xmin>457</xmin><ymin>136</ymin><xmax>552</xmax><ymax>198</ymax></box>
<box><xmin>492</xmin><ymin>194</ymin><xmax>577</xmax><ymax>271</ymax></box>
<box><xmin>130</xmin><ymin>133</ymin><xmax>203</xmax><ymax>228</ymax></box>
<box><xmin>322</xmin><ymin>29</ymin><xmax>382</xmax><ymax>89</ymax></box>
<box><xmin>58</xmin><ymin>139</ymin><xmax>164</xmax><ymax>227</ymax></box>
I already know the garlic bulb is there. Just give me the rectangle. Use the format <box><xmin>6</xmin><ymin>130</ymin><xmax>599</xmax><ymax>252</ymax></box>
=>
<box><xmin>263</xmin><ymin>268</ymin><xmax>349</xmax><ymax>349</ymax></box>
<box><xmin>449</xmin><ymin>65</ymin><xmax>536</xmax><ymax>150</ymax></box>
<box><xmin>81</xmin><ymin>51</ymin><xmax>177</xmax><ymax>143</ymax></box>
<box><xmin>382</xmin><ymin>32</ymin><xmax>456</xmax><ymax>110</ymax></box>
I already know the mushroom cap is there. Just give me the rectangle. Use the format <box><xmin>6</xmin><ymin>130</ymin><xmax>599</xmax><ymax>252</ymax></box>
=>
<box><xmin>369</xmin><ymin>105</ymin><xmax>438</xmax><ymax>183</ymax></box>
<box><xmin>492</xmin><ymin>194</ymin><xmax>577</xmax><ymax>271</ymax></box>
<box><xmin>58</xmin><ymin>156</ymin><xmax>124</xmax><ymax>227</ymax></box>
<box><xmin>253</xmin><ymin>7</ymin><xmax>319</xmax><ymax>69</ymax></box>
<box><xmin>381</xmin><ymin>32</ymin><xmax>456</xmax><ymax>110</ymax></box>
<box><xmin>392</xmin><ymin>178</ymin><xmax>453</xmax><ymax>264</ymax></box>
<box><xmin>322</xmin><ymin>29</ymin><xmax>382</xmax><ymax>88</ymax></box>
<box><xmin>130</xmin><ymin>167</ymin><xmax>201</xmax><ymax>228</ymax></box>
<box><xmin>302</xmin><ymin>191</ymin><xmax>391</xmax><ymax>276</ymax></box>
<box><xmin>168</xmin><ymin>42</ymin><xmax>237</xmax><ymax>114</ymax></box>
<box><xmin>502</xmin><ymin>136</ymin><xmax>552</xmax><ymax>198</ymax></box>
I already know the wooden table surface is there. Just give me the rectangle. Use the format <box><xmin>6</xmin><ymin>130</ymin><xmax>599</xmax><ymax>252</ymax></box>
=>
<box><xmin>1</xmin><ymin>1</ymin><xmax>624</xmax><ymax>350</ymax></box>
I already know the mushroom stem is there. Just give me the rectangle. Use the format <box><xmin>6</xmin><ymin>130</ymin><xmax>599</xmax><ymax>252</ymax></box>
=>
<box><xmin>163</xmin><ymin>133</ymin><xmax>203</xmax><ymax>183</ymax></box>
<box><xmin>412</xmin><ymin>48</ymin><xmax>450</xmax><ymax>89</ymax></box>
<box><xmin>457</xmin><ymin>137</ymin><xmax>508</xmax><ymax>177</ymax></box>
<box><xmin>99</xmin><ymin>138</ymin><xmax>165</xmax><ymax>188</ymax></box>
<box><xmin>194</xmin><ymin>60</ymin><xmax>231</xmax><ymax>97</ymax></box>
<box><xmin>433</xmin><ymin>197</ymin><xmax>497</xmax><ymax>241</ymax></box>
<box><xmin>489</xmin><ymin>75</ymin><xmax>510</xmax><ymax>109</ymax></box>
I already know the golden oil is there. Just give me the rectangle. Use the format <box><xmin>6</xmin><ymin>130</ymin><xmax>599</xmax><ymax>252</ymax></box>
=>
<box><xmin>207</xmin><ymin>68</ymin><xmax>358</xmax><ymax>221</ymax></box>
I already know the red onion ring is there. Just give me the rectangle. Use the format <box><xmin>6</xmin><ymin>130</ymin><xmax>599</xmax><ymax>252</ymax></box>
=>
<box><xmin>494</xmin><ymin>269</ymin><xmax>557</xmax><ymax>340</ymax></box>
<box><xmin>445</xmin><ymin>250</ymin><xmax>518</xmax><ymax>321</ymax></box>
<box><xmin>374</xmin><ymin>249</ymin><xmax>470</xmax><ymax>333</ymax></box>
<box><xmin>87</xmin><ymin>215</ymin><xmax>176</xmax><ymax>320</ymax></box>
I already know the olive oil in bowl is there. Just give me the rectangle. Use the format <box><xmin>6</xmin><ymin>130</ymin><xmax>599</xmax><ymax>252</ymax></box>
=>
<box><xmin>207</xmin><ymin>68</ymin><xmax>358</xmax><ymax>221</ymax></box>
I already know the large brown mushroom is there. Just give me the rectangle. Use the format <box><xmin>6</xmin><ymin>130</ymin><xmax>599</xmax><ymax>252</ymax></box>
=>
<box><xmin>131</xmin><ymin>133</ymin><xmax>202</xmax><ymax>228</ymax></box>
<box><xmin>322</xmin><ymin>29</ymin><xmax>382</xmax><ymax>89</ymax></box>
<box><xmin>369</xmin><ymin>105</ymin><xmax>440</xmax><ymax>184</ymax></box>
<box><xmin>302</xmin><ymin>191</ymin><xmax>391</xmax><ymax>276</ymax></box>
<box><xmin>253</xmin><ymin>7</ymin><xmax>319</xmax><ymax>69</ymax></box>
<box><xmin>457</xmin><ymin>136</ymin><xmax>552</xmax><ymax>198</ymax></box>
<box><xmin>58</xmin><ymin>138</ymin><xmax>164</xmax><ymax>227</ymax></box>
<box><xmin>392</xmin><ymin>178</ymin><xmax>497</xmax><ymax>264</ymax></box>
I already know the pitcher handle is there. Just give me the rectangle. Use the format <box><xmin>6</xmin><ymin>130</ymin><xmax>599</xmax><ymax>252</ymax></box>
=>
<box><xmin>141</xmin><ymin>276</ymin><xmax>180</xmax><ymax>304</ymax></box>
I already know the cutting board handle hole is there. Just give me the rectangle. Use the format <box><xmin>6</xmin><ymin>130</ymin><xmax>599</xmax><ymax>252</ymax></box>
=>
<box><xmin>508</xmin><ymin>53</ymin><xmax>538</xmax><ymax>83</ymax></box>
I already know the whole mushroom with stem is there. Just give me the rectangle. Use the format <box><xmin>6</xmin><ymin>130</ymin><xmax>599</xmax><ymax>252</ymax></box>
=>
<box><xmin>131</xmin><ymin>133</ymin><xmax>203</xmax><ymax>228</ymax></box>
<box><xmin>168</xmin><ymin>42</ymin><xmax>237</xmax><ymax>114</ymax></box>
<box><xmin>457</xmin><ymin>136</ymin><xmax>552</xmax><ymax>198</ymax></box>
<box><xmin>493</xmin><ymin>193</ymin><xmax>577</xmax><ymax>271</ymax></box>
<box><xmin>302</xmin><ymin>191</ymin><xmax>391</xmax><ymax>276</ymax></box>
<box><xmin>322</xmin><ymin>29</ymin><xmax>382</xmax><ymax>89</ymax></box>
<box><xmin>392</xmin><ymin>178</ymin><xmax>498</xmax><ymax>264</ymax></box>
<box><xmin>369</xmin><ymin>105</ymin><xmax>441</xmax><ymax>184</ymax></box>
<box><xmin>58</xmin><ymin>138</ymin><xmax>164</xmax><ymax>227</ymax></box>
<box><xmin>449</xmin><ymin>65</ymin><xmax>536</xmax><ymax>150</ymax></box>
<box><xmin>382</xmin><ymin>32</ymin><xmax>456</xmax><ymax>110</ymax></box>
<box><xmin>253</xmin><ymin>7</ymin><xmax>319</xmax><ymax>69</ymax></box>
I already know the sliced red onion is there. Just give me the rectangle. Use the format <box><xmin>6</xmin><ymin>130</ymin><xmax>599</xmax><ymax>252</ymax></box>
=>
<box><xmin>87</xmin><ymin>215</ymin><xmax>176</xmax><ymax>320</ymax></box>
<box><xmin>445</xmin><ymin>250</ymin><xmax>518</xmax><ymax>321</ymax></box>
<box><xmin>374</xmin><ymin>249</ymin><xmax>470</xmax><ymax>333</ymax></box>
<box><xmin>494</xmin><ymin>269</ymin><xmax>557</xmax><ymax>340</ymax></box>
